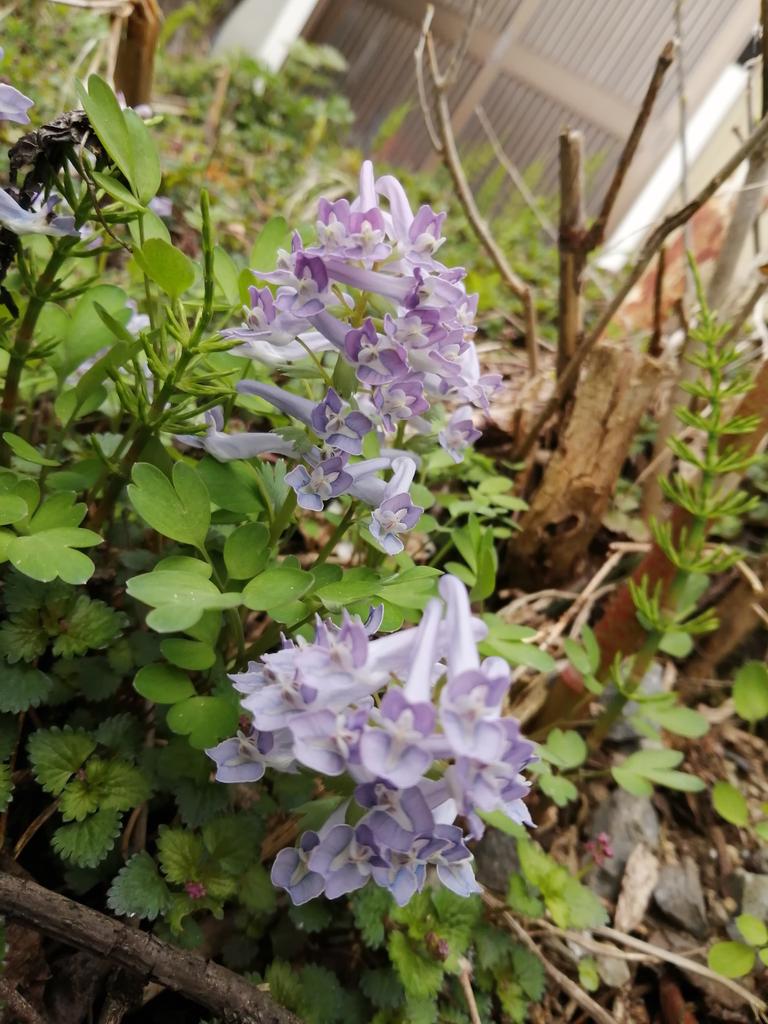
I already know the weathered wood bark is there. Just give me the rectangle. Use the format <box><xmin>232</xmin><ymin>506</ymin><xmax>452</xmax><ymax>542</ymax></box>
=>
<box><xmin>509</xmin><ymin>343</ymin><xmax>662</xmax><ymax>585</ymax></box>
<box><xmin>0</xmin><ymin>872</ymin><xmax>301</xmax><ymax>1024</ymax></box>
<box><xmin>114</xmin><ymin>0</ymin><xmax>163</xmax><ymax>109</ymax></box>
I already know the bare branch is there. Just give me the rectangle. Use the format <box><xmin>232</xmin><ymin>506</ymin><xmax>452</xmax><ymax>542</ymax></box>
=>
<box><xmin>557</xmin><ymin>130</ymin><xmax>586</xmax><ymax>376</ymax></box>
<box><xmin>648</xmin><ymin>244</ymin><xmax>667</xmax><ymax>356</ymax></box>
<box><xmin>0</xmin><ymin>871</ymin><xmax>302</xmax><ymax>1024</ymax></box>
<box><xmin>513</xmin><ymin>109</ymin><xmax>768</xmax><ymax>459</ymax></box>
<box><xmin>414</xmin><ymin>6</ymin><xmax>442</xmax><ymax>152</ymax></box>
<box><xmin>585</xmin><ymin>39</ymin><xmax>676</xmax><ymax>250</ymax></box>
<box><xmin>416</xmin><ymin>7</ymin><xmax>539</xmax><ymax>373</ymax></box>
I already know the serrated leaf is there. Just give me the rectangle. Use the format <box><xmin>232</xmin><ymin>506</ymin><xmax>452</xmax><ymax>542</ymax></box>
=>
<box><xmin>52</xmin><ymin>808</ymin><xmax>122</xmax><ymax>867</ymax></box>
<box><xmin>511</xmin><ymin>944</ymin><xmax>545</xmax><ymax>1001</ymax></box>
<box><xmin>241</xmin><ymin>862</ymin><xmax>277</xmax><ymax>915</ymax></box>
<box><xmin>0</xmin><ymin>613</ymin><xmax>48</xmax><ymax>663</ymax></box>
<box><xmin>506</xmin><ymin>873</ymin><xmax>544</xmax><ymax>917</ymax></box>
<box><xmin>351</xmin><ymin>885</ymin><xmax>391</xmax><ymax>948</ymax></box>
<box><xmin>107</xmin><ymin>851</ymin><xmax>171</xmax><ymax>920</ymax></box>
<box><xmin>388</xmin><ymin>931</ymin><xmax>445</xmax><ymax>1000</ymax></box>
<box><xmin>0</xmin><ymin>763</ymin><xmax>12</xmax><ymax>813</ymax></box>
<box><xmin>52</xmin><ymin>595</ymin><xmax>126</xmax><ymax>658</ymax></box>
<box><xmin>28</xmin><ymin>727</ymin><xmax>96</xmax><ymax>794</ymax></box>
<box><xmin>157</xmin><ymin>826</ymin><xmax>203</xmax><ymax>884</ymax></box>
<box><xmin>0</xmin><ymin>665</ymin><xmax>53</xmax><ymax>712</ymax></box>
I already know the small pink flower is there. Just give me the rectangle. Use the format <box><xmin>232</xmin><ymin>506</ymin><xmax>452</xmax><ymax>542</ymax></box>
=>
<box><xmin>585</xmin><ymin>832</ymin><xmax>614</xmax><ymax>868</ymax></box>
<box><xmin>185</xmin><ymin>881</ymin><xmax>207</xmax><ymax>900</ymax></box>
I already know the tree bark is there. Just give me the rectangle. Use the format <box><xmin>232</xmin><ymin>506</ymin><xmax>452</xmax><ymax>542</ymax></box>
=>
<box><xmin>0</xmin><ymin>872</ymin><xmax>301</xmax><ymax>1024</ymax></box>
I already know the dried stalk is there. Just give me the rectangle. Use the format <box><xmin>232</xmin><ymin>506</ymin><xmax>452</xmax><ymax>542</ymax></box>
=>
<box><xmin>416</xmin><ymin>5</ymin><xmax>539</xmax><ymax>374</ymax></box>
<box><xmin>557</xmin><ymin>130</ymin><xmax>586</xmax><ymax>377</ymax></box>
<box><xmin>0</xmin><ymin>871</ymin><xmax>301</xmax><ymax>1024</ymax></box>
<box><xmin>482</xmin><ymin>892</ymin><xmax>617</xmax><ymax>1024</ymax></box>
<box><xmin>513</xmin><ymin>109</ymin><xmax>768</xmax><ymax>460</ymax></box>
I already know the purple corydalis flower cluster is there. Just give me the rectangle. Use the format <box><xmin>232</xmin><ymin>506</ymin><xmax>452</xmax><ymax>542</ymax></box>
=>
<box><xmin>207</xmin><ymin>575</ymin><xmax>534</xmax><ymax>906</ymax></box>
<box><xmin>178</xmin><ymin>162</ymin><xmax>499</xmax><ymax>554</ymax></box>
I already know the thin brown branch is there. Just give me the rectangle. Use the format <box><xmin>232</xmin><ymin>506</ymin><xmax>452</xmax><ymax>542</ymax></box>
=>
<box><xmin>416</xmin><ymin>6</ymin><xmax>539</xmax><ymax>374</ymax></box>
<box><xmin>442</xmin><ymin>0</ymin><xmax>482</xmax><ymax>88</ymax></box>
<box><xmin>0</xmin><ymin>871</ymin><xmax>302</xmax><ymax>1024</ymax></box>
<box><xmin>482</xmin><ymin>892</ymin><xmax>617</xmax><ymax>1024</ymax></box>
<box><xmin>513</xmin><ymin>109</ymin><xmax>768</xmax><ymax>459</ymax></box>
<box><xmin>557</xmin><ymin>130</ymin><xmax>586</xmax><ymax>377</ymax></box>
<box><xmin>414</xmin><ymin>7</ymin><xmax>441</xmax><ymax>151</ymax></box>
<box><xmin>585</xmin><ymin>39</ymin><xmax>676</xmax><ymax>250</ymax></box>
<box><xmin>457</xmin><ymin>958</ymin><xmax>482</xmax><ymax>1024</ymax></box>
<box><xmin>648</xmin><ymin>244</ymin><xmax>667</xmax><ymax>356</ymax></box>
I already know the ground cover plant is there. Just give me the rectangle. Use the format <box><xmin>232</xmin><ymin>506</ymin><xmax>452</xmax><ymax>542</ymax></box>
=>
<box><xmin>0</xmin><ymin>3</ymin><xmax>766</xmax><ymax>1024</ymax></box>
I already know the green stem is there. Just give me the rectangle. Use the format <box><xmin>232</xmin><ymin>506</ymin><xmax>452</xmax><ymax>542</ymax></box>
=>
<box><xmin>270</xmin><ymin>490</ymin><xmax>297</xmax><ymax>545</ymax></box>
<box><xmin>313</xmin><ymin>503</ymin><xmax>357</xmax><ymax>566</ymax></box>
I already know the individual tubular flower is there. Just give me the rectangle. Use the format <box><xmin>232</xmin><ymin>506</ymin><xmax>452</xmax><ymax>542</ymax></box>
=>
<box><xmin>0</xmin><ymin>190</ymin><xmax>78</xmax><ymax>237</ymax></box>
<box><xmin>367</xmin><ymin>456</ymin><xmax>422</xmax><ymax>556</ymax></box>
<box><xmin>439</xmin><ymin>407</ymin><xmax>482</xmax><ymax>464</ymax></box>
<box><xmin>206</xmin><ymin>724</ymin><xmax>296</xmax><ymax>782</ymax></box>
<box><xmin>176</xmin><ymin>407</ymin><xmax>298</xmax><ymax>462</ymax></box>
<box><xmin>344</xmin><ymin>319</ymin><xmax>409</xmax><ymax>386</ymax></box>
<box><xmin>285</xmin><ymin>454</ymin><xmax>352</xmax><ymax>511</ymax></box>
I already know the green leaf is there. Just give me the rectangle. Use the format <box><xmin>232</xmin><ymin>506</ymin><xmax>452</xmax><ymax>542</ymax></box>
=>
<box><xmin>123</xmin><ymin>108</ymin><xmax>161</xmax><ymax>204</ymax></box>
<box><xmin>0</xmin><ymin>763</ymin><xmax>12</xmax><ymax>813</ymax></box>
<box><xmin>712</xmin><ymin>781</ymin><xmax>749</xmax><ymax>826</ymax></box>
<box><xmin>241</xmin><ymin>565</ymin><xmax>314</xmax><ymax>612</ymax></box>
<box><xmin>558</xmin><ymin>877</ymin><xmax>608</xmax><ymax>929</ymax></box>
<box><xmin>250</xmin><ymin>216</ymin><xmax>291</xmax><ymax>273</ymax></box>
<box><xmin>733</xmin><ymin>661</ymin><xmax>768</xmax><ymax>723</ymax></box>
<box><xmin>28</xmin><ymin>492</ymin><xmax>87</xmax><ymax>533</ymax></box>
<box><xmin>578</xmin><ymin>956</ymin><xmax>600</xmax><ymax>992</ymax></box>
<box><xmin>0</xmin><ymin>494</ymin><xmax>27</xmax><ymax>526</ymax></box>
<box><xmin>2</xmin><ymin>433</ymin><xmax>58</xmax><ymax>467</ymax></box>
<box><xmin>28</xmin><ymin>727</ymin><xmax>96</xmax><ymax>794</ymax></box>
<box><xmin>581</xmin><ymin>625</ymin><xmax>601</xmax><ymax>673</ymax></box>
<box><xmin>644</xmin><ymin>704</ymin><xmax>710</xmax><ymax>738</ymax></box>
<box><xmin>135</xmin><ymin>238</ymin><xmax>195</xmax><ymax>299</ymax></box>
<box><xmin>511</xmin><ymin>945</ymin><xmax>545</xmax><ymax>1001</ymax></box>
<box><xmin>52</xmin><ymin>595</ymin><xmax>126</xmax><ymax>658</ymax></box>
<box><xmin>541</xmin><ymin>728</ymin><xmax>587</xmax><ymax>770</ymax></box>
<box><xmin>0</xmin><ymin>665</ymin><xmax>53</xmax><ymax>711</ymax></box>
<box><xmin>7</xmin><ymin>528</ymin><xmax>101</xmax><ymax>584</ymax></box>
<box><xmin>166</xmin><ymin>696</ymin><xmax>238</xmax><ymax>749</ymax></box>
<box><xmin>223</xmin><ymin>523</ymin><xmax>270</xmax><ymax>579</ymax></box>
<box><xmin>388</xmin><ymin>931</ymin><xmax>445</xmax><ymax>1000</ymax></box>
<box><xmin>707</xmin><ymin>941</ymin><xmax>755</xmax><ymax>978</ymax></box>
<box><xmin>160</xmin><ymin>639</ymin><xmax>215</xmax><ymax>671</ymax></box>
<box><xmin>659</xmin><ymin>630</ymin><xmax>694</xmax><ymax>658</ymax></box>
<box><xmin>538</xmin><ymin>771</ymin><xmax>578</xmax><ymax>806</ymax></box>
<box><xmin>612</xmin><ymin>748</ymin><xmax>705</xmax><ymax>796</ymax></box>
<box><xmin>360</xmin><ymin>968</ymin><xmax>404</xmax><ymax>1011</ymax></box>
<box><xmin>157</xmin><ymin>825</ymin><xmax>203</xmax><ymax>884</ymax></box>
<box><xmin>53</xmin><ymin>808</ymin><xmax>122</xmax><ymax>867</ymax></box>
<box><xmin>562</xmin><ymin>639</ymin><xmax>593</xmax><ymax>676</ymax></box>
<box><xmin>506</xmin><ymin>874</ymin><xmax>544</xmax><ymax>918</ymax></box>
<box><xmin>134</xmin><ymin>663</ymin><xmax>195</xmax><ymax>703</ymax></box>
<box><xmin>129</xmin><ymin>462</ymin><xmax>210</xmax><ymax>547</ymax></box>
<box><xmin>91</xmin><ymin>171</ymin><xmax>145</xmax><ymax>211</ymax></box>
<box><xmin>351</xmin><ymin>885</ymin><xmax>391</xmax><ymax>949</ymax></box>
<box><xmin>736</xmin><ymin>914</ymin><xmax>768</xmax><ymax>947</ymax></box>
<box><xmin>107</xmin><ymin>851</ymin><xmax>171</xmax><ymax>920</ymax></box>
<box><xmin>487</xmin><ymin>640</ymin><xmax>556</xmax><ymax>673</ymax></box>
<box><xmin>240</xmin><ymin>863</ymin><xmax>277</xmax><ymax>915</ymax></box>
<box><xmin>76</xmin><ymin>75</ymin><xmax>133</xmax><ymax>184</ymax></box>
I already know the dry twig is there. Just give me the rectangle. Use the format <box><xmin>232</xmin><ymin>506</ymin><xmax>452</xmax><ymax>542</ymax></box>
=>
<box><xmin>513</xmin><ymin>109</ymin><xmax>768</xmax><ymax>460</ymax></box>
<box><xmin>416</xmin><ymin>5</ymin><xmax>539</xmax><ymax>373</ymax></box>
<box><xmin>0</xmin><ymin>871</ymin><xmax>301</xmax><ymax>1024</ymax></box>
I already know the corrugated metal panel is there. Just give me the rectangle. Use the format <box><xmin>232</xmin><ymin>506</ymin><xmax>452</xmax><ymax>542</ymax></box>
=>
<box><xmin>520</xmin><ymin>0</ymin><xmax>735</xmax><ymax>109</ymax></box>
<box><xmin>458</xmin><ymin>72</ymin><xmax>623</xmax><ymax>214</ymax></box>
<box><xmin>438</xmin><ymin>0</ymin><xmax>520</xmax><ymax>32</ymax></box>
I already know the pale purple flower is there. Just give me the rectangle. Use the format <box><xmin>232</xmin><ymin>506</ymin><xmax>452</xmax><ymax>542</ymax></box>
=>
<box><xmin>344</xmin><ymin>319</ymin><xmax>409</xmax><ymax>386</ymax></box>
<box><xmin>0</xmin><ymin>190</ymin><xmax>78</xmax><ymax>237</ymax></box>
<box><xmin>289</xmin><ymin>704</ymin><xmax>370</xmax><ymax>776</ymax></box>
<box><xmin>439</xmin><ymin>407</ymin><xmax>482</xmax><ymax>463</ymax></box>
<box><xmin>271</xmin><ymin>830</ymin><xmax>325</xmax><ymax>905</ymax></box>
<box><xmin>307</xmin><ymin>822</ymin><xmax>386</xmax><ymax>898</ymax></box>
<box><xmin>275</xmin><ymin>251</ymin><xmax>334</xmax><ymax>317</ymax></box>
<box><xmin>222</xmin><ymin>286</ymin><xmax>307</xmax><ymax>348</ymax></box>
<box><xmin>206</xmin><ymin>725</ymin><xmax>296</xmax><ymax>782</ymax></box>
<box><xmin>367</xmin><ymin>456</ymin><xmax>422</xmax><ymax>555</ymax></box>
<box><xmin>359</xmin><ymin>688</ymin><xmax>435</xmax><ymax>788</ymax></box>
<box><xmin>310</xmin><ymin>388</ymin><xmax>371</xmax><ymax>455</ymax></box>
<box><xmin>285</xmin><ymin>454</ymin><xmax>352</xmax><ymax>511</ymax></box>
<box><xmin>175</xmin><ymin>407</ymin><xmax>297</xmax><ymax>462</ymax></box>
<box><xmin>372</xmin><ymin>380</ymin><xmax>429</xmax><ymax>433</ymax></box>
<box><xmin>0</xmin><ymin>82</ymin><xmax>32</xmax><ymax>124</ymax></box>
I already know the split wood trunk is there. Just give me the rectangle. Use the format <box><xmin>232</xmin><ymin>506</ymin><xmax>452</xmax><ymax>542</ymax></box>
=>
<box><xmin>508</xmin><ymin>342</ymin><xmax>661</xmax><ymax>585</ymax></box>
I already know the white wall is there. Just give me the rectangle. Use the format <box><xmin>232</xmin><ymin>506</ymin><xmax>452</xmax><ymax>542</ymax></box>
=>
<box><xmin>214</xmin><ymin>0</ymin><xmax>319</xmax><ymax>70</ymax></box>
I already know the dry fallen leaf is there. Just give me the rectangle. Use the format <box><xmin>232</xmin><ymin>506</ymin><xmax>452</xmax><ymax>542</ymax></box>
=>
<box><xmin>614</xmin><ymin>843</ymin><xmax>660</xmax><ymax>933</ymax></box>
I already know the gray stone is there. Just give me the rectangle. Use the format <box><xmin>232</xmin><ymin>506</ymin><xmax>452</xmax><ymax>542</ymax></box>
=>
<box><xmin>474</xmin><ymin>828</ymin><xmax>520</xmax><ymax>893</ymax></box>
<box><xmin>733</xmin><ymin>869</ymin><xmax>768</xmax><ymax>922</ymax></box>
<box><xmin>653</xmin><ymin>857</ymin><xmax>708</xmax><ymax>938</ymax></box>
<box><xmin>589</xmin><ymin>789</ymin><xmax>660</xmax><ymax>898</ymax></box>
